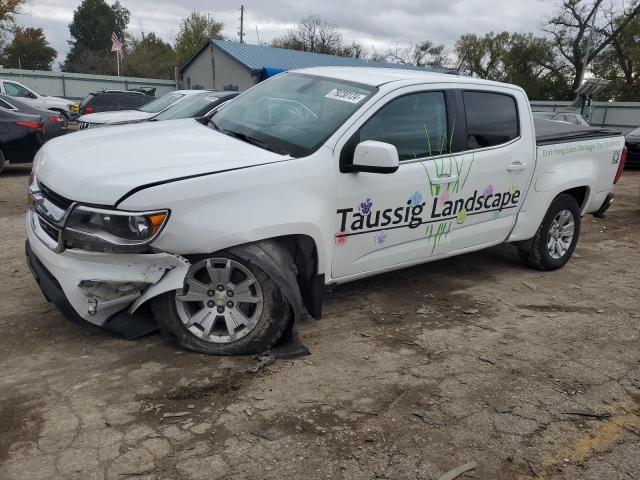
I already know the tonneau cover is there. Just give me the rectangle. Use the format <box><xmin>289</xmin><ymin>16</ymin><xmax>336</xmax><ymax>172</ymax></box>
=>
<box><xmin>535</xmin><ymin>118</ymin><xmax>620</xmax><ymax>146</ymax></box>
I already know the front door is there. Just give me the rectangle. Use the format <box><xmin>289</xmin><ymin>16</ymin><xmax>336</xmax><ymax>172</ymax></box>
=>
<box><xmin>332</xmin><ymin>89</ymin><xmax>455</xmax><ymax>278</ymax></box>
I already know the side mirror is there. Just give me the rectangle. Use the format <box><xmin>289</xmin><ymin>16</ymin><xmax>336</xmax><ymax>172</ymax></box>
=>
<box><xmin>349</xmin><ymin>140</ymin><xmax>399</xmax><ymax>174</ymax></box>
<box><xmin>27</xmin><ymin>91</ymin><xmax>37</xmax><ymax>99</ymax></box>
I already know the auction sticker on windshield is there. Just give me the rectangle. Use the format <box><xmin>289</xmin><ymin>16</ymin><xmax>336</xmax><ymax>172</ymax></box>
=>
<box><xmin>325</xmin><ymin>88</ymin><xmax>366</xmax><ymax>103</ymax></box>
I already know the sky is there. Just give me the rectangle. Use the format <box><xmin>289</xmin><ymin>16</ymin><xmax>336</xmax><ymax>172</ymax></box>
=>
<box><xmin>15</xmin><ymin>0</ymin><xmax>559</xmax><ymax>68</ymax></box>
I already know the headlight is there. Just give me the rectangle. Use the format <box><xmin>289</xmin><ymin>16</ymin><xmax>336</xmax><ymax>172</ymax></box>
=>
<box><xmin>63</xmin><ymin>206</ymin><xmax>169</xmax><ymax>253</ymax></box>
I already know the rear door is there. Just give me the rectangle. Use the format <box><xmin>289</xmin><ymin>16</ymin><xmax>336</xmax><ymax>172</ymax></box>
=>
<box><xmin>442</xmin><ymin>89</ymin><xmax>535</xmax><ymax>253</ymax></box>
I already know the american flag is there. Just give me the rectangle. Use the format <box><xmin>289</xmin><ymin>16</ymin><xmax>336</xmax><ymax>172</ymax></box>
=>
<box><xmin>111</xmin><ymin>32</ymin><xmax>124</xmax><ymax>57</ymax></box>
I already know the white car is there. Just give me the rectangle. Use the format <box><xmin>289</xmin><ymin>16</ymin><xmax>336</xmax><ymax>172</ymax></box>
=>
<box><xmin>0</xmin><ymin>79</ymin><xmax>78</xmax><ymax>123</ymax></box>
<box><xmin>26</xmin><ymin>67</ymin><xmax>626</xmax><ymax>355</ymax></box>
<box><xmin>77</xmin><ymin>90</ymin><xmax>203</xmax><ymax>130</ymax></box>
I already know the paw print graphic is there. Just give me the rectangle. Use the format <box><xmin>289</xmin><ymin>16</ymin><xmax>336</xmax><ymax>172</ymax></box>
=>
<box><xmin>359</xmin><ymin>198</ymin><xmax>373</xmax><ymax>215</ymax></box>
<box><xmin>409</xmin><ymin>191</ymin><xmax>423</xmax><ymax>207</ymax></box>
<box><xmin>456</xmin><ymin>208</ymin><xmax>468</xmax><ymax>224</ymax></box>
<box><xmin>374</xmin><ymin>231</ymin><xmax>387</xmax><ymax>246</ymax></box>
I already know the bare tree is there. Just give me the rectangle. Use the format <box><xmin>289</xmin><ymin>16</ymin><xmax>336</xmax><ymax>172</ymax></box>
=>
<box><xmin>383</xmin><ymin>41</ymin><xmax>451</xmax><ymax>68</ymax></box>
<box><xmin>542</xmin><ymin>0</ymin><xmax>640</xmax><ymax>92</ymax></box>
<box><xmin>272</xmin><ymin>15</ymin><xmax>344</xmax><ymax>55</ymax></box>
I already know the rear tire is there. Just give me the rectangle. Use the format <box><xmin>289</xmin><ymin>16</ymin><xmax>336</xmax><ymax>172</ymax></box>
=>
<box><xmin>0</xmin><ymin>149</ymin><xmax>5</xmax><ymax>175</ymax></box>
<box><xmin>519</xmin><ymin>194</ymin><xmax>581</xmax><ymax>271</ymax></box>
<box><xmin>151</xmin><ymin>243</ymin><xmax>295</xmax><ymax>355</ymax></box>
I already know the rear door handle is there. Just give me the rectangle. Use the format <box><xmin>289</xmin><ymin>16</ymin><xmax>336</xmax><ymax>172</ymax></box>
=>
<box><xmin>507</xmin><ymin>161</ymin><xmax>528</xmax><ymax>172</ymax></box>
<box><xmin>432</xmin><ymin>174</ymin><xmax>458</xmax><ymax>185</ymax></box>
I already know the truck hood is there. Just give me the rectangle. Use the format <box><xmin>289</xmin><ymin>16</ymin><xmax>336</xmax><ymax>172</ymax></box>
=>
<box><xmin>79</xmin><ymin>110</ymin><xmax>154</xmax><ymax>124</ymax></box>
<box><xmin>35</xmin><ymin>119</ymin><xmax>289</xmax><ymax>205</ymax></box>
<box><xmin>42</xmin><ymin>96</ymin><xmax>72</xmax><ymax>106</ymax></box>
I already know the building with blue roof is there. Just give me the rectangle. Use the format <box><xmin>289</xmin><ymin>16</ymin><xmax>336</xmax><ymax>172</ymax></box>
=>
<box><xmin>179</xmin><ymin>39</ymin><xmax>442</xmax><ymax>91</ymax></box>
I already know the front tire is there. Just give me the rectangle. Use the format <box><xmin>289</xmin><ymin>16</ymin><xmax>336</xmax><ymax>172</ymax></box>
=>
<box><xmin>152</xmin><ymin>244</ymin><xmax>295</xmax><ymax>355</ymax></box>
<box><xmin>519</xmin><ymin>194</ymin><xmax>581</xmax><ymax>271</ymax></box>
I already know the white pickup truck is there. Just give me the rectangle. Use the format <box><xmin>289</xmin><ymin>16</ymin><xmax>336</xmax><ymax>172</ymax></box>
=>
<box><xmin>26</xmin><ymin>67</ymin><xmax>627</xmax><ymax>355</ymax></box>
<box><xmin>0</xmin><ymin>79</ymin><xmax>78</xmax><ymax>123</ymax></box>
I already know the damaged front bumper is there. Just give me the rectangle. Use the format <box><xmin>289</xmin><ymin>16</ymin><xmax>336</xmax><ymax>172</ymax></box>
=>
<box><xmin>26</xmin><ymin>213</ymin><xmax>190</xmax><ymax>338</ymax></box>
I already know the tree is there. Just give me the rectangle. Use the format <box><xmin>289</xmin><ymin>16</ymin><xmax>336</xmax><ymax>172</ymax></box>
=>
<box><xmin>455</xmin><ymin>31</ymin><xmax>573</xmax><ymax>100</ymax></box>
<box><xmin>271</xmin><ymin>15</ymin><xmax>362</xmax><ymax>57</ymax></box>
<box><xmin>0</xmin><ymin>0</ymin><xmax>23</xmax><ymax>35</ymax></box>
<box><xmin>4</xmin><ymin>26</ymin><xmax>57</xmax><ymax>70</ymax></box>
<box><xmin>384</xmin><ymin>41</ymin><xmax>451</xmax><ymax>69</ymax></box>
<box><xmin>174</xmin><ymin>12</ymin><xmax>224</xmax><ymax>67</ymax></box>
<box><xmin>591</xmin><ymin>16</ymin><xmax>640</xmax><ymax>100</ymax></box>
<box><xmin>125</xmin><ymin>32</ymin><xmax>175</xmax><ymax>79</ymax></box>
<box><xmin>455</xmin><ymin>32</ymin><xmax>510</xmax><ymax>80</ymax></box>
<box><xmin>63</xmin><ymin>0</ymin><xmax>130</xmax><ymax>73</ymax></box>
<box><xmin>542</xmin><ymin>0</ymin><xmax>640</xmax><ymax>93</ymax></box>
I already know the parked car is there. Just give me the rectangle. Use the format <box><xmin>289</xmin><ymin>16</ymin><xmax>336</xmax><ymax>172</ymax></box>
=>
<box><xmin>0</xmin><ymin>108</ymin><xmax>47</xmax><ymax>174</ymax></box>
<box><xmin>532</xmin><ymin>111</ymin><xmax>590</xmax><ymax>126</ymax></box>
<box><xmin>148</xmin><ymin>91</ymin><xmax>240</xmax><ymax>122</ymax></box>
<box><xmin>26</xmin><ymin>67</ymin><xmax>627</xmax><ymax>355</ymax></box>
<box><xmin>78</xmin><ymin>90</ymin><xmax>196</xmax><ymax>130</ymax></box>
<box><xmin>0</xmin><ymin>79</ymin><xmax>79</xmax><ymax>123</ymax></box>
<box><xmin>624</xmin><ymin>126</ymin><xmax>640</xmax><ymax>167</ymax></box>
<box><xmin>78</xmin><ymin>90</ymin><xmax>154</xmax><ymax>117</ymax></box>
<box><xmin>0</xmin><ymin>94</ymin><xmax>67</xmax><ymax>138</ymax></box>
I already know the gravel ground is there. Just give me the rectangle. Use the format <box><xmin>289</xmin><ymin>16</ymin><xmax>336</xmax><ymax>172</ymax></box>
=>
<box><xmin>1</xmin><ymin>164</ymin><xmax>639</xmax><ymax>480</ymax></box>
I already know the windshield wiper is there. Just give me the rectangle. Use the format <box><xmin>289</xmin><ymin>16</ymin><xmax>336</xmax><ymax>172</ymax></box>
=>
<box><xmin>211</xmin><ymin>123</ymin><xmax>283</xmax><ymax>154</ymax></box>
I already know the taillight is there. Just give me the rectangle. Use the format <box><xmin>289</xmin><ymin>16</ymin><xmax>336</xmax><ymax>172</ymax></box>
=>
<box><xmin>48</xmin><ymin>116</ymin><xmax>63</xmax><ymax>123</ymax></box>
<box><xmin>614</xmin><ymin>146</ymin><xmax>627</xmax><ymax>184</ymax></box>
<box><xmin>83</xmin><ymin>106</ymin><xmax>94</xmax><ymax>115</ymax></box>
<box><xmin>16</xmin><ymin>121</ymin><xmax>43</xmax><ymax>133</ymax></box>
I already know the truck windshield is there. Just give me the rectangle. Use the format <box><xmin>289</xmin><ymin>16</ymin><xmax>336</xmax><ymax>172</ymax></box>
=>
<box><xmin>211</xmin><ymin>73</ymin><xmax>376</xmax><ymax>157</ymax></box>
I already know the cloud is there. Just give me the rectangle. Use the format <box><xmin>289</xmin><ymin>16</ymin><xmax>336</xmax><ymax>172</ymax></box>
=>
<box><xmin>15</xmin><ymin>0</ymin><xmax>558</xmax><ymax>68</ymax></box>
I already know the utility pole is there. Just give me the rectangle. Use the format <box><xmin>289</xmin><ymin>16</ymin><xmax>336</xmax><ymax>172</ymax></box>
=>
<box><xmin>577</xmin><ymin>3</ymin><xmax>599</xmax><ymax>115</ymax></box>
<box><xmin>239</xmin><ymin>5</ymin><xmax>245</xmax><ymax>44</ymax></box>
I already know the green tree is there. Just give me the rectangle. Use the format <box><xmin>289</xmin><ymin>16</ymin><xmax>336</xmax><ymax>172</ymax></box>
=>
<box><xmin>4</xmin><ymin>26</ymin><xmax>57</xmax><ymax>70</ymax></box>
<box><xmin>125</xmin><ymin>32</ymin><xmax>175</xmax><ymax>79</ymax></box>
<box><xmin>591</xmin><ymin>16</ymin><xmax>640</xmax><ymax>100</ymax></box>
<box><xmin>175</xmin><ymin>12</ymin><xmax>224</xmax><ymax>67</ymax></box>
<box><xmin>455</xmin><ymin>31</ymin><xmax>573</xmax><ymax>100</ymax></box>
<box><xmin>63</xmin><ymin>0</ymin><xmax>130</xmax><ymax>73</ymax></box>
<box><xmin>0</xmin><ymin>0</ymin><xmax>24</xmax><ymax>35</ymax></box>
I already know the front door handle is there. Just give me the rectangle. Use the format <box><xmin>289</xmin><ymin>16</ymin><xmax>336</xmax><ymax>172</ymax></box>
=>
<box><xmin>507</xmin><ymin>161</ymin><xmax>528</xmax><ymax>172</ymax></box>
<box><xmin>432</xmin><ymin>174</ymin><xmax>458</xmax><ymax>185</ymax></box>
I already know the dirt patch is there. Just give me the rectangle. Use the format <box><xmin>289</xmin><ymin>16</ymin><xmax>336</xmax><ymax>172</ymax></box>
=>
<box><xmin>1</xmin><ymin>168</ymin><xmax>639</xmax><ymax>479</ymax></box>
<box><xmin>0</xmin><ymin>394</ymin><xmax>43</xmax><ymax>464</ymax></box>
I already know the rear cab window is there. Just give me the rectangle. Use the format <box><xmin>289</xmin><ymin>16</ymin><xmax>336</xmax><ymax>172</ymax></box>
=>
<box><xmin>462</xmin><ymin>91</ymin><xmax>519</xmax><ymax>149</ymax></box>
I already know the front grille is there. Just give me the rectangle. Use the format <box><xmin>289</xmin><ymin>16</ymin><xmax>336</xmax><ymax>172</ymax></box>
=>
<box><xmin>39</xmin><ymin>217</ymin><xmax>60</xmax><ymax>242</ymax></box>
<box><xmin>39</xmin><ymin>183</ymin><xmax>73</xmax><ymax>210</ymax></box>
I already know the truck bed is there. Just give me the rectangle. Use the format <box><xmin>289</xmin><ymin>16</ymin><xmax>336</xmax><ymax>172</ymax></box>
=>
<box><xmin>535</xmin><ymin>119</ymin><xmax>620</xmax><ymax>146</ymax></box>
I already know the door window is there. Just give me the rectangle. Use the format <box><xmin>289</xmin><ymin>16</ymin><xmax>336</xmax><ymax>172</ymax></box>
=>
<box><xmin>0</xmin><ymin>98</ymin><xmax>15</xmax><ymax>109</ymax></box>
<box><xmin>463</xmin><ymin>91</ymin><xmax>518</xmax><ymax>149</ymax></box>
<box><xmin>91</xmin><ymin>94</ymin><xmax>117</xmax><ymax>107</ymax></box>
<box><xmin>118</xmin><ymin>94</ymin><xmax>147</xmax><ymax>109</ymax></box>
<box><xmin>4</xmin><ymin>82</ymin><xmax>31</xmax><ymax>98</ymax></box>
<box><xmin>358</xmin><ymin>92</ymin><xmax>448</xmax><ymax>161</ymax></box>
